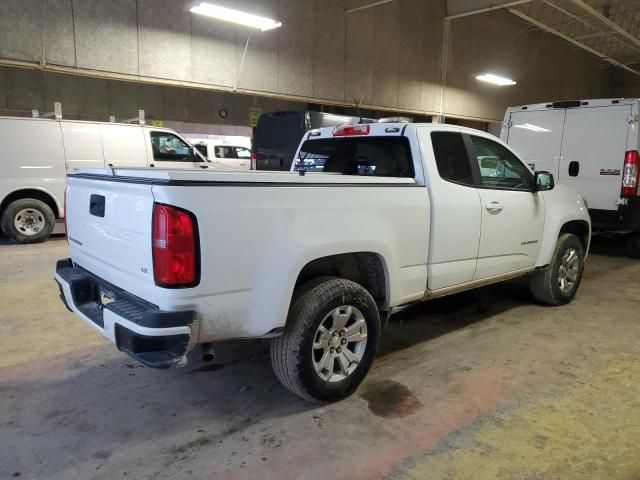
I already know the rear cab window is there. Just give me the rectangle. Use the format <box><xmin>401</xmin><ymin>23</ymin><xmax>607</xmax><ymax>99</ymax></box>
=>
<box><xmin>294</xmin><ymin>136</ymin><xmax>415</xmax><ymax>178</ymax></box>
<box><xmin>430</xmin><ymin>131</ymin><xmax>474</xmax><ymax>185</ymax></box>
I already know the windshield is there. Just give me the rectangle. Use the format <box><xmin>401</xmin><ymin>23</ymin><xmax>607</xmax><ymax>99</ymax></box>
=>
<box><xmin>295</xmin><ymin>137</ymin><xmax>414</xmax><ymax>178</ymax></box>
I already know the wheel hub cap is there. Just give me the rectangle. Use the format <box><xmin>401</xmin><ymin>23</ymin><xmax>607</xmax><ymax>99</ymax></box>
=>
<box><xmin>14</xmin><ymin>208</ymin><xmax>45</xmax><ymax>236</ymax></box>
<box><xmin>558</xmin><ymin>247</ymin><xmax>580</xmax><ymax>294</ymax></box>
<box><xmin>312</xmin><ymin>305</ymin><xmax>368</xmax><ymax>383</ymax></box>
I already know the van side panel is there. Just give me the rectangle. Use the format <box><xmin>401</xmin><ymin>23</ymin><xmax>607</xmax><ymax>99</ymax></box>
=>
<box><xmin>100</xmin><ymin>124</ymin><xmax>148</xmax><ymax>167</ymax></box>
<box><xmin>0</xmin><ymin>118</ymin><xmax>66</xmax><ymax>215</ymax></box>
<box><xmin>61</xmin><ymin>122</ymin><xmax>105</xmax><ymax>170</ymax></box>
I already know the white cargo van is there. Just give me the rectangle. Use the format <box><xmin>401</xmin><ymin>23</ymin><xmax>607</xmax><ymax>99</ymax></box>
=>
<box><xmin>501</xmin><ymin>99</ymin><xmax>640</xmax><ymax>256</ymax></box>
<box><xmin>189</xmin><ymin>139</ymin><xmax>252</xmax><ymax>170</ymax></box>
<box><xmin>0</xmin><ymin>116</ymin><xmax>211</xmax><ymax>244</ymax></box>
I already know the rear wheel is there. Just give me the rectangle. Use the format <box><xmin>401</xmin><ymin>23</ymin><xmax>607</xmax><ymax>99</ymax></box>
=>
<box><xmin>0</xmin><ymin>199</ymin><xmax>55</xmax><ymax>244</ymax></box>
<box><xmin>271</xmin><ymin>278</ymin><xmax>380</xmax><ymax>403</ymax></box>
<box><xmin>530</xmin><ymin>233</ymin><xmax>585</xmax><ymax>305</ymax></box>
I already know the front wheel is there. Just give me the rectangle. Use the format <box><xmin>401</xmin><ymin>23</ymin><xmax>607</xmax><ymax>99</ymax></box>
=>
<box><xmin>530</xmin><ymin>233</ymin><xmax>585</xmax><ymax>305</ymax></box>
<box><xmin>271</xmin><ymin>278</ymin><xmax>380</xmax><ymax>403</ymax></box>
<box><xmin>0</xmin><ymin>199</ymin><xmax>56</xmax><ymax>244</ymax></box>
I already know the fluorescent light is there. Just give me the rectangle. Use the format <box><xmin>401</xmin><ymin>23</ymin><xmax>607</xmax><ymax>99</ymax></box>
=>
<box><xmin>475</xmin><ymin>73</ymin><xmax>516</xmax><ymax>86</ymax></box>
<box><xmin>187</xmin><ymin>2</ymin><xmax>282</xmax><ymax>31</ymax></box>
<box><xmin>513</xmin><ymin>123</ymin><xmax>551</xmax><ymax>133</ymax></box>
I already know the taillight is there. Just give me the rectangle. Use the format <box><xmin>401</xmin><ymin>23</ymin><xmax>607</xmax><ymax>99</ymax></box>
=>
<box><xmin>622</xmin><ymin>150</ymin><xmax>640</xmax><ymax>196</ymax></box>
<box><xmin>64</xmin><ymin>186</ymin><xmax>69</xmax><ymax>242</ymax></box>
<box><xmin>152</xmin><ymin>203</ymin><xmax>199</xmax><ymax>287</ymax></box>
<box><xmin>332</xmin><ymin>124</ymin><xmax>370</xmax><ymax>136</ymax></box>
<box><xmin>251</xmin><ymin>151</ymin><xmax>257</xmax><ymax>170</ymax></box>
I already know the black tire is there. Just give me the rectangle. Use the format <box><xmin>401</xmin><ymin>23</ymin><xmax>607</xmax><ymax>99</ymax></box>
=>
<box><xmin>0</xmin><ymin>199</ymin><xmax>55</xmax><ymax>244</ymax></box>
<box><xmin>271</xmin><ymin>278</ymin><xmax>380</xmax><ymax>403</ymax></box>
<box><xmin>530</xmin><ymin>233</ymin><xmax>585</xmax><ymax>306</ymax></box>
<box><xmin>626</xmin><ymin>232</ymin><xmax>640</xmax><ymax>259</ymax></box>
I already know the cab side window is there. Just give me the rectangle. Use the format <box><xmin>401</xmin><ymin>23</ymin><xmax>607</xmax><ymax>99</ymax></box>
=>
<box><xmin>470</xmin><ymin>135</ymin><xmax>533</xmax><ymax>191</ymax></box>
<box><xmin>431</xmin><ymin>132</ymin><xmax>474</xmax><ymax>185</ymax></box>
<box><xmin>151</xmin><ymin>132</ymin><xmax>192</xmax><ymax>162</ymax></box>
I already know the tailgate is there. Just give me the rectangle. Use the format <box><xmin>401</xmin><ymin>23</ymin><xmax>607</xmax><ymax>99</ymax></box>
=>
<box><xmin>66</xmin><ymin>175</ymin><xmax>157</xmax><ymax>303</ymax></box>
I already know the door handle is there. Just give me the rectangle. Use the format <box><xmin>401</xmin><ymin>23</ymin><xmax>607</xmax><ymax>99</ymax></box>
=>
<box><xmin>568</xmin><ymin>161</ymin><xmax>580</xmax><ymax>177</ymax></box>
<box><xmin>486</xmin><ymin>201</ymin><xmax>504</xmax><ymax>212</ymax></box>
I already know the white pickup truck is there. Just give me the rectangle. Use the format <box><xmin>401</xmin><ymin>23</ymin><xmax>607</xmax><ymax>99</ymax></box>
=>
<box><xmin>55</xmin><ymin>123</ymin><xmax>591</xmax><ymax>402</ymax></box>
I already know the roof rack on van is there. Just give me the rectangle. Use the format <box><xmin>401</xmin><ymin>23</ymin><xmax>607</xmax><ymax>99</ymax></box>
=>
<box><xmin>32</xmin><ymin>102</ymin><xmax>62</xmax><ymax>120</ymax></box>
<box><xmin>115</xmin><ymin>109</ymin><xmax>146</xmax><ymax>125</ymax></box>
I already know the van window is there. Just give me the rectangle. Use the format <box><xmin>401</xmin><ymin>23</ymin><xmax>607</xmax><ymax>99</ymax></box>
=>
<box><xmin>194</xmin><ymin>144</ymin><xmax>208</xmax><ymax>157</ymax></box>
<box><xmin>214</xmin><ymin>145</ymin><xmax>251</xmax><ymax>159</ymax></box>
<box><xmin>430</xmin><ymin>132</ymin><xmax>474</xmax><ymax>185</ymax></box>
<box><xmin>470</xmin><ymin>135</ymin><xmax>533</xmax><ymax>190</ymax></box>
<box><xmin>236</xmin><ymin>147</ymin><xmax>251</xmax><ymax>159</ymax></box>
<box><xmin>295</xmin><ymin>137</ymin><xmax>414</xmax><ymax>178</ymax></box>
<box><xmin>150</xmin><ymin>132</ymin><xmax>192</xmax><ymax>162</ymax></box>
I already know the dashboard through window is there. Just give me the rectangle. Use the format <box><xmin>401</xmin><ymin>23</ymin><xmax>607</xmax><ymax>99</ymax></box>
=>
<box><xmin>470</xmin><ymin>135</ymin><xmax>533</xmax><ymax>190</ymax></box>
<box><xmin>295</xmin><ymin>137</ymin><xmax>414</xmax><ymax>178</ymax></box>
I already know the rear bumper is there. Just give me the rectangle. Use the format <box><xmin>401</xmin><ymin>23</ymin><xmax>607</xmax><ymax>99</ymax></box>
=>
<box><xmin>590</xmin><ymin>197</ymin><xmax>640</xmax><ymax>233</ymax></box>
<box><xmin>55</xmin><ymin>258</ymin><xmax>196</xmax><ymax>368</ymax></box>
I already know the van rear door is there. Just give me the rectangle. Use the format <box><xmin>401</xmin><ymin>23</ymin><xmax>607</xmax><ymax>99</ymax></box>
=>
<box><xmin>558</xmin><ymin>105</ymin><xmax>632</xmax><ymax>211</ymax></box>
<box><xmin>505</xmin><ymin>109</ymin><xmax>565</xmax><ymax>176</ymax></box>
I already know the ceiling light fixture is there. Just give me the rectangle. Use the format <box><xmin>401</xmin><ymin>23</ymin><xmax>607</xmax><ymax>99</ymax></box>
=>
<box><xmin>475</xmin><ymin>73</ymin><xmax>516</xmax><ymax>86</ymax></box>
<box><xmin>186</xmin><ymin>2</ymin><xmax>282</xmax><ymax>31</ymax></box>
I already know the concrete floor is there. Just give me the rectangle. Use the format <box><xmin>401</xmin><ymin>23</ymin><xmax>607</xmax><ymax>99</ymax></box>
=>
<box><xmin>1</xmin><ymin>236</ymin><xmax>639</xmax><ymax>480</ymax></box>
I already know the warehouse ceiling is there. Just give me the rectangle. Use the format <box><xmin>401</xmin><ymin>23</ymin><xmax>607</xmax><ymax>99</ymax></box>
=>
<box><xmin>447</xmin><ymin>0</ymin><xmax>640</xmax><ymax>76</ymax></box>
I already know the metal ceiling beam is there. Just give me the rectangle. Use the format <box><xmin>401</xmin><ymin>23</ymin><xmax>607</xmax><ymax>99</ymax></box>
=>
<box><xmin>346</xmin><ymin>0</ymin><xmax>395</xmax><ymax>14</ymax></box>
<box><xmin>568</xmin><ymin>0</ymin><xmax>640</xmax><ymax>50</ymax></box>
<box><xmin>509</xmin><ymin>8</ymin><xmax>640</xmax><ymax>76</ymax></box>
<box><xmin>446</xmin><ymin>0</ymin><xmax>533</xmax><ymax>20</ymax></box>
<box><xmin>542</xmin><ymin>0</ymin><xmax>640</xmax><ymax>56</ymax></box>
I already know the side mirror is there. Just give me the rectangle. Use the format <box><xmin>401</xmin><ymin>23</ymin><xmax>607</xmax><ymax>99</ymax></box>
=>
<box><xmin>534</xmin><ymin>171</ymin><xmax>555</xmax><ymax>192</ymax></box>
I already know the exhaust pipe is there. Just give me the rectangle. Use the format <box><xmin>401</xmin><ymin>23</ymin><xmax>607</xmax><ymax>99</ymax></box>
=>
<box><xmin>201</xmin><ymin>343</ymin><xmax>215</xmax><ymax>362</ymax></box>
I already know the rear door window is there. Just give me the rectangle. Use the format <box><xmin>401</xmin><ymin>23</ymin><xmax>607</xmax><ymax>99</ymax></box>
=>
<box><xmin>430</xmin><ymin>132</ymin><xmax>474</xmax><ymax>185</ymax></box>
<box><xmin>295</xmin><ymin>137</ymin><xmax>414</xmax><ymax>177</ymax></box>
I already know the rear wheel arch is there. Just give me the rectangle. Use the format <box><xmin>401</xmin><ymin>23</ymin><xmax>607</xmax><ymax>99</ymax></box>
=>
<box><xmin>0</xmin><ymin>188</ymin><xmax>61</xmax><ymax>219</ymax></box>
<box><xmin>292</xmin><ymin>252</ymin><xmax>389</xmax><ymax>310</ymax></box>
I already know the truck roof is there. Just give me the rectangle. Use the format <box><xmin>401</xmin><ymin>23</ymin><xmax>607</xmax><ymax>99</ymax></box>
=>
<box><xmin>504</xmin><ymin>98</ymin><xmax>639</xmax><ymax>113</ymax></box>
<box><xmin>303</xmin><ymin>122</ymin><xmax>498</xmax><ymax>140</ymax></box>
